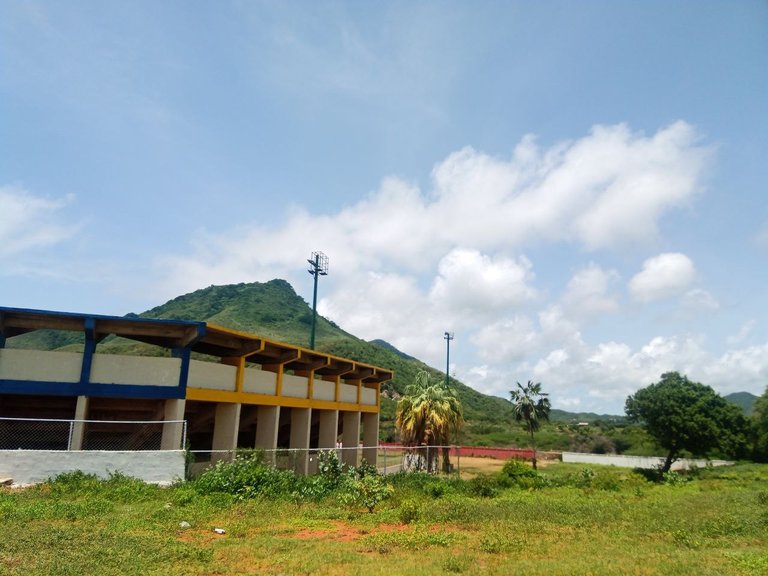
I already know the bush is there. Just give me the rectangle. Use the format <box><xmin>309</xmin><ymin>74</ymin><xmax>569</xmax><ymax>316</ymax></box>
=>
<box><xmin>193</xmin><ymin>454</ymin><xmax>299</xmax><ymax>500</ymax></box>
<box><xmin>398</xmin><ymin>499</ymin><xmax>420</xmax><ymax>524</ymax></box>
<box><xmin>497</xmin><ymin>459</ymin><xmax>549</xmax><ymax>490</ymax></box>
<box><xmin>339</xmin><ymin>473</ymin><xmax>394</xmax><ymax>513</ymax></box>
<box><xmin>467</xmin><ymin>475</ymin><xmax>498</xmax><ymax>498</ymax></box>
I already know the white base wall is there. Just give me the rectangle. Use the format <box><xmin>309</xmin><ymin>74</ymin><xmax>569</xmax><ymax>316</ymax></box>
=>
<box><xmin>0</xmin><ymin>450</ymin><xmax>185</xmax><ymax>486</ymax></box>
<box><xmin>561</xmin><ymin>452</ymin><xmax>733</xmax><ymax>470</ymax></box>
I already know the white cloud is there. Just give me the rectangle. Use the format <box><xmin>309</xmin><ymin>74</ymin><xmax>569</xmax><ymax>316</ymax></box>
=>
<box><xmin>425</xmin><ymin>121</ymin><xmax>709</xmax><ymax>252</ymax></box>
<box><xmin>727</xmin><ymin>320</ymin><xmax>756</xmax><ymax>347</ymax></box>
<box><xmin>0</xmin><ymin>185</ymin><xmax>79</xmax><ymax>258</ymax></box>
<box><xmin>561</xmin><ymin>263</ymin><xmax>619</xmax><ymax>318</ymax></box>
<box><xmin>471</xmin><ymin>315</ymin><xmax>539</xmax><ymax>363</ymax></box>
<box><xmin>629</xmin><ymin>252</ymin><xmax>696</xmax><ymax>302</ymax></box>
<box><xmin>155</xmin><ymin>122</ymin><xmax>710</xmax><ymax>301</ymax></box>
<box><xmin>681</xmin><ymin>288</ymin><xmax>720</xmax><ymax>312</ymax></box>
<box><xmin>463</xmin><ymin>329</ymin><xmax>768</xmax><ymax>414</ymax></box>
<box><xmin>429</xmin><ymin>249</ymin><xmax>536</xmax><ymax>320</ymax></box>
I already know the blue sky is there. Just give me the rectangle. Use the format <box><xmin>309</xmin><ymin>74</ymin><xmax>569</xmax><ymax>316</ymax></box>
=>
<box><xmin>1</xmin><ymin>1</ymin><xmax>766</xmax><ymax>413</ymax></box>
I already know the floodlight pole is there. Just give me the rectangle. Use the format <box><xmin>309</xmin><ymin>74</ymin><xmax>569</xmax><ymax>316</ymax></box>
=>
<box><xmin>444</xmin><ymin>332</ymin><xmax>454</xmax><ymax>388</ymax></box>
<box><xmin>307</xmin><ymin>251</ymin><xmax>329</xmax><ymax>349</ymax></box>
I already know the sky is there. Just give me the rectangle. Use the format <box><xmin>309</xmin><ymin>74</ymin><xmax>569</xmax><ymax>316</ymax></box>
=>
<box><xmin>1</xmin><ymin>1</ymin><xmax>767</xmax><ymax>414</ymax></box>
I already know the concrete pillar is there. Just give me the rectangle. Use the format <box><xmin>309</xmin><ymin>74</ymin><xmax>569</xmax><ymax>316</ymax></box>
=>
<box><xmin>362</xmin><ymin>411</ymin><xmax>379</xmax><ymax>467</ymax></box>
<box><xmin>211</xmin><ymin>402</ymin><xmax>241</xmax><ymax>463</ymax></box>
<box><xmin>69</xmin><ymin>396</ymin><xmax>89</xmax><ymax>450</ymax></box>
<box><xmin>341</xmin><ymin>411</ymin><xmax>360</xmax><ymax>467</ymax></box>
<box><xmin>318</xmin><ymin>409</ymin><xmax>339</xmax><ymax>451</ymax></box>
<box><xmin>289</xmin><ymin>408</ymin><xmax>312</xmax><ymax>475</ymax></box>
<box><xmin>161</xmin><ymin>398</ymin><xmax>186</xmax><ymax>450</ymax></box>
<box><xmin>255</xmin><ymin>405</ymin><xmax>280</xmax><ymax>463</ymax></box>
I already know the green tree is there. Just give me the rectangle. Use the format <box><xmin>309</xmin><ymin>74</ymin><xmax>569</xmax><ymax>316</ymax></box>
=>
<box><xmin>395</xmin><ymin>370</ymin><xmax>464</xmax><ymax>472</ymax></box>
<box><xmin>752</xmin><ymin>386</ymin><xmax>768</xmax><ymax>462</ymax></box>
<box><xmin>509</xmin><ymin>380</ymin><xmax>551</xmax><ymax>470</ymax></box>
<box><xmin>625</xmin><ymin>372</ymin><xmax>751</xmax><ymax>473</ymax></box>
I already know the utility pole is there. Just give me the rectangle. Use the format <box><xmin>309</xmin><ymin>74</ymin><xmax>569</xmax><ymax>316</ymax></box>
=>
<box><xmin>444</xmin><ymin>332</ymin><xmax>454</xmax><ymax>388</ymax></box>
<box><xmin>307</xmin><ymin>251</ymin><xmax>329</xmax><ymax>349</ymax></box>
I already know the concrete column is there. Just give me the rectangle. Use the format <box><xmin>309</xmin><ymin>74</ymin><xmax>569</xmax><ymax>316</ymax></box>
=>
<box><xmin>69</xmin><ymin>396</ymin><xmax>89</xmax><ymax>450</ymax></box>
<box><xmin>318</xmin><ymin>410</ymin><xmax>339</xmax><ymax>451</ymax></box>
<box><xmin>362</xmin><ymin>411</ymin><xmax>379</xmax><ymax>467</ymax></box>
<box><xmin>255</xmin><ymin>405</ymin><xmax>280</xmax><ymax>463</ymax></box>
<box><xmin>341</xmin><ymin>411</ymin><xmax>360</xmax><ymax>467</ymax></box>
<box><xmin>211</xmin><ymin>402</ymin><xmax>241</xmax><ymax>463</ymax></box>
<box><xmin>161</xmin><ymin>398</ymin><xmax>186</xmax><ymax>450</ymax></box>
<box><xmin>289</xmin><ymin>408</ymin><xmax>312</xmax><ymax>475</ymax></box>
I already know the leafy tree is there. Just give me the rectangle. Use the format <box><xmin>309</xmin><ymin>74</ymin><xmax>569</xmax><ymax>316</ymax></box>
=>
<box><xmin>396</xmin><ymin>370</ymin><xmax>464</xmax><ymax>472</ymax></box>
<box><xmin>509</xmin><ymin>380</ymin><xmax>551</xmax><ymax>470</ymax></box>
<box><xmin>753</xmin><ymin>386</ymin><xmax>768</xmax><ymax>462</ymax></box>
<box><xmin>625</xmin><ymin>372</ymin><xmax>751</xmax><ymax>473</ymax></box>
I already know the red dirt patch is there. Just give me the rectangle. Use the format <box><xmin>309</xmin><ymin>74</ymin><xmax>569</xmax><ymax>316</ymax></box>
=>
<box><xmin>289</xmin><ymin>521</ymin><xmax>409</xmax><ymax>542</ymax></box>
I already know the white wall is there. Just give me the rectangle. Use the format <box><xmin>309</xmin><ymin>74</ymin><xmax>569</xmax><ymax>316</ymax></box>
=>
<box><xmin>282</xmin><ymin>373</ymin><xmax>308</xmax><ymax>398</ymax></box>
<box><xmin>243</xmin><ymin>368</ymin><xmax>277</xmax><ymax>394</ymax></box>
<box><xmin>0</xmin><ymin>450</ymin><xmax>185</xmax><ymax>486</ymax></box>
<box><xmin>0</xmin><ymin>349</ymin><xmax>82</xmax><ymax>382</ymax></box>
<box><xmin>90</xmin><ymin>355</ymin><xmax>181</xmax><ymax>386</ymax></box>
<box><xmin>561</xmin><ymin>452</ymin><xmax>733</xmax><ymax>470</ymax></box>
<box><xmin>361</xmin><ymin>387</ymin><xmax>376</xmax><ymax>405</ymax></box>
<box><xmin>188</xmin><ymin>360</ymin><xmax>237</xmax><ymax>391</ymax></box>
<box><xmin>339</xmin><ymin>383</ymin><xmax>358</xmax><ymax>403</ymax></box>
<box><xmin>312</xmin><ymin>380</ymin><xmax>335</xmax><ymax>401</ymax></box>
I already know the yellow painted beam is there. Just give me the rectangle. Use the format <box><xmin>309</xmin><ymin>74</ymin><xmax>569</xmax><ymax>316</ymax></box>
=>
<box><xmin>186</xmin><ymin>387</ymin><xmax>379</xmax><ymax>413</ymax></box>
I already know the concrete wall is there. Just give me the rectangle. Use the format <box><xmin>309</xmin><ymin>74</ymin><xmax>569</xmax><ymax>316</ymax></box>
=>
<box><xmin>561</xmin><ymin>452</ymin><xmax>733</xmax><ymax>470</ymax></box>
<box><xmin>312</xmin><ymin>380</ymin><xmax>335</xmax><ymax>401</ymax></box>
<box><xmin>0</xmin><ymin>450</ymin><xmax>186</xmax><ymax>486</ymax></box>
<box><xmin>188</xmin><ymin>360</ymin><xmax>237</xmax><ymax>391</ymax></box>
<box><xmin>339</xmin><ymin>383</ymin><xmax>358</xmax><ymax>403</ymax></box>
<box><xmin>90</xmin><ymin>355</ymin><xmax>181</xmax><ymax>386</ymax></box>
<box><xmin>242</xmin><ymin>368</ymin><xmax>276</xmax><ymax>394</ymax></box>
<box><xmin>0</xmin><ymin>349</ymin><xmax>82</xmax><ymax>382</ymax></box>
<box><xmin>361</xmin><ymin>387</ymin><xmax>376</xmax><ymax>406</ymax></box>
<box><xmin>282</xmin><ymin>374</ymin><xmax>308</xmax><ymax>398</ymax></box>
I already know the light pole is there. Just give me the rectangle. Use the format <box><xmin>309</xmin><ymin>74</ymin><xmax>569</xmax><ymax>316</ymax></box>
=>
<box><xmin>444</xmin><ymin>332</ymin><xmax>454</xmax><ymax>388</ymax></box>
<box><xmin>307</xmin><ymin>251</ymin><xmax>329</xmax><ymax>349</ymax></box>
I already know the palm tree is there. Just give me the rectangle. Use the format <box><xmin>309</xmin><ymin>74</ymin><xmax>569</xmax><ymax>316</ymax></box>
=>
<box><xmin>509</xmin><ymin>380</ymin><xmax>551</xmax><ymax>470</ymax></box>
<box><xmin>396</xmin><ymin>370</ymin><xmax>463</xmax><ymax>472</ymax></box>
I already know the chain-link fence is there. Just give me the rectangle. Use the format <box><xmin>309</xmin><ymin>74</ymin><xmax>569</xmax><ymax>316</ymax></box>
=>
<box><xmin>0</xmin><ymin>417</ymin><xmax>186</xmax><ymax>451</ymax></box>
<box><xmin>188</xmin><ymin>445</ymin><xmax>462</xmax><ymax>477</ymax></box>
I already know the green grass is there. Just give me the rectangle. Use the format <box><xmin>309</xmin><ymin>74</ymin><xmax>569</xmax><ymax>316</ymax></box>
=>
<box><xmin>1</xmin><ymin>463</ymin><xmax>767</xmax><ymax>575</ymax></box>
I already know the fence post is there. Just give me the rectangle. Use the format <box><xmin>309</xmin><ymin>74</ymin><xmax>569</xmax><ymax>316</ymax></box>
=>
<box><xmin>67</xmin><ymin>420</ymin><xmax>74</xmax><ymax>451</ymax></box>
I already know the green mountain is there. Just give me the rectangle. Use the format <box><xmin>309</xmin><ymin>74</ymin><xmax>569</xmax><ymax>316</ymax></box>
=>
<box><xmin>724</xmin><ymin>392</ymin><xmax>758</xmax><ymax>416</ymax></box>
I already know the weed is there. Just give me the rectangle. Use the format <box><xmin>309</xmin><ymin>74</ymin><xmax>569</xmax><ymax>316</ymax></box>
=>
<box><xmin>443</xmin><ymin>554</ymin><xmax>471</xmax><ymax>573</ymax></box>
<box><xmin>398</xmin><ymin>498</ymin><xmax>420</xmax><ymax>524</ymax></box>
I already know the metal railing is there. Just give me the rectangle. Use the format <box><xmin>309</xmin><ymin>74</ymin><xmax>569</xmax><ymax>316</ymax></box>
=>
<box><xmin>0</xmin><ymin>417</ymin><xmax>187</xmax><ymax>451</ymax></box>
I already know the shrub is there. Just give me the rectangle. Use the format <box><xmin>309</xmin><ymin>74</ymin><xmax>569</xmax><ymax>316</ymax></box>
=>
<box><xmin>398</xmin><ymin>499</ymin><xmax>420</xmax><ymax>524</ymax></box>
<box><xmin>193</xmin><ymin>454</ymin><xmax>298</xmax><ymax>500</ymax></box>
<box><xmin>339</xmin><ymin>473</ymin><xmax>394</xmax><ymax>513</ymax></box>
<box><xmin>497</xmin><ymin>459</ymin><xmax>546</xmax><ymax>489</ymax></box>
<box><xmin>467</xmin><ymin>475</ymin><xmax>498</xmax><ymax>498</ymax></box>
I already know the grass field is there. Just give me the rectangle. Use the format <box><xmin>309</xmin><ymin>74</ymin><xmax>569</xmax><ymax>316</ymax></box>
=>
<box><xmin>1</xmin><ymin>461</ymin><xmax>767</xmax><ymax>575</ymax></box>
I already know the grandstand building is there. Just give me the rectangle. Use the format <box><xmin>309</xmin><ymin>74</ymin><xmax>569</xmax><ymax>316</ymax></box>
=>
<box><xmin>0</xmin><ymin>306</ymin><xmax>392</xmax><ymax>481</ymax></box>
